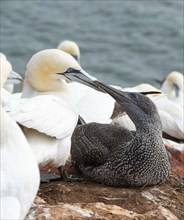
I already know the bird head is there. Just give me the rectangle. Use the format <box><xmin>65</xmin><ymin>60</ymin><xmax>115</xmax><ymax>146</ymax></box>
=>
<box><xmin>25</xmin><ymin>49</ymin><xmax>101</xmax><ymax>92</ymax></box>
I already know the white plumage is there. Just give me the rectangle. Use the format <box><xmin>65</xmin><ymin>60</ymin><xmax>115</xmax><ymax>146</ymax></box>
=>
<box><xmin>68</xmin><ymin>82</ymin><xmax>115</xmax><ymax>123</ymax></box>
<box><xmin>7</xmin><ymin>92</ymin><xmax>78</xmax><ymax>167</ymax></box>
<box><xmin>1</xmin><ymin>51</ymin><xmax>39</xmax><ymax>219</ymax></box>
<box><xmin>1</xmin><ymin>105</ymin><xmax>39</xmax><ymax>219</ymax></box>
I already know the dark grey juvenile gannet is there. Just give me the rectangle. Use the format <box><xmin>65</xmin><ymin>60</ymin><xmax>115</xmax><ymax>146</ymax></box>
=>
<box><xmin>71</xmin><ymin>81</ymin><xmax>171</xmax><ymax>187</ymax></box>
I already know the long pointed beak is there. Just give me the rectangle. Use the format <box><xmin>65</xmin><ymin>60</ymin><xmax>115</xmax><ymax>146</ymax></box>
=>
<box><xmin>63</xmin><ymin>69</ymin><xmax>104</xmax><ymax>92</ymax></box>
<box><xmin>140</xmin><ymin>91</ymin><xmax>161</xmax><ymax>95</ymax></box>
<box><xmin>7</xmin><ymin>70</ymin><xmax>22</xmax><ymax>84</ymax></box>
<box><xmin>94</xmin><ymin>81</ymin><xmax>161</xmax><ymax>103</ymax></box>
<box><xmin>94</xmin><ymin>81</ymin><xmax>132</xmax><ymax>103</ymax></box>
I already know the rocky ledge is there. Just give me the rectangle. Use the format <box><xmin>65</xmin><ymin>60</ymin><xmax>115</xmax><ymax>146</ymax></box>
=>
<box><xmin>26</xmin><ymin>175</ymin><xmax>184</xmax><ymax>220</ymax></box>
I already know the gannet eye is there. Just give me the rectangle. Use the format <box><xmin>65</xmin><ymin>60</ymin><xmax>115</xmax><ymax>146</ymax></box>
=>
<box><xmin>172</xmin><ymin>83</ymin><xmax>180</xmax><ymax>97</ymax></box>
<box><xmin>131</xmin><ymin>93</ymin><xmax>139</xmax><ymax>100</ymax></box>
<box><xmin>66</xmin><ymin>67</ymin><xmax>74</xmax><ymax>73</ymax></box>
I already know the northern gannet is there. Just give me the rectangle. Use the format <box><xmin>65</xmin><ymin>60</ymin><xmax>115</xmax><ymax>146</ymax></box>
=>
<box><xmin>110</xmin><ymin>83</ymin><xmax>184</xmax><ymax>142</ymax></box>
<box><xmin>6</xmin><ymin>49</ymin><xmax>101</xmax><ymax>179</ymax></box>
<box><xmin>57</xmin><ymin>40</ymin><xmax>80</xmax><ymax>62</ymax></box>
<box><xmin>71</xmin><ymin>81</ymin><xmax>171</xmax><ymax>187</ymax></box>
<box><xmin>160</xmin><ymin>71</ymin><xmax>184</xmax><ymax>108</ymax></box>
<box><xmin>0</xmin><ymin>52</ymin><xmax>22</xmax><ymax>93</ymax></box>
<box><xmin>1</xmin><ymin>53</ymin><xmax>22</xmax><ymax>106</ymax></box>
<box><xmin>0</xmin><ymin>69</ymin><xmax>39</xmax><ymax>219</ymax></box>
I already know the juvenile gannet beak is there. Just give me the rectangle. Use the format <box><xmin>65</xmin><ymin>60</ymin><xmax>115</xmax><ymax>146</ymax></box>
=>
<box><xmin>62</xmin><ymin>68</ymin><xmax>103</xmax><ymax>92</ymax></box>
<box><xmin>7</xmin><ymin>70</ymin><xmax>22</xmax><ymax>84</ymax></box>
<box><xmin>95</xmin><ymin>81</ymin><xmax>134</xmax><ymax>103</ymax></box>
<box><xmin>95</xmin><ymin>81</ymin><xmax>161</xmax><ymax>104</ymax></box>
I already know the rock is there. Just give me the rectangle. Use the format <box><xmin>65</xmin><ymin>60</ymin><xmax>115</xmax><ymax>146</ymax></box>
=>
<box><xmin>26</xmin><ymin>175</ymin><xmax>184</xmax><ymax>220</ymax></box>
<box><xmin>144</xmin><ymin>206</ymin><xmax>179</xmax><ymax>220</ymax></box>
<box><xmin>27</xmin><ymin>202</ymin><xmax>145</xmax><ymax>220</ymax></box>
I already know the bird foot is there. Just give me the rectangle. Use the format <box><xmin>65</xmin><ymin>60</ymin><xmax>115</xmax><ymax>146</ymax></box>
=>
<box><xmin>40</xmin><ymin>171</ymin><xmax>60</xmax><ymax>183</ymax></box>
<box><xmin>58</xmin><ymin>166</ymin><xmax>84</xmax><ymax>182</ymax></box>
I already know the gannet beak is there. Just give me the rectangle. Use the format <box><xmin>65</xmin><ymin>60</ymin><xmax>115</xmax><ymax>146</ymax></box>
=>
<box><xmin>94</xmin><ymin>80</ymin><xmax>131</xmax><ymax>103</ymax></box>
<box><xmin>140</xmin><ymin>91</ymin><xmax>162</xmax><ymax>95</ymax></box>
<box><xmin>7</xmin><ymin>70</ymin><xmax>22</xmax><ymax>84</ymax></box>
<box><xmin>63</xmin><ymin>69</ymin><xmax>103</xmax><ymax>92</ymax></box>
<box><xmin>95</xmin><ymin>81</ymin><xmax>161</xmax><ymax>103</ymax></box>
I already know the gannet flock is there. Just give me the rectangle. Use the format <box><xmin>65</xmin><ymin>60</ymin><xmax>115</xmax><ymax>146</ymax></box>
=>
<box><xmin>0</xmin><ymin>40</ymin><xmax>183</xmax><ymax>219</ymax></box>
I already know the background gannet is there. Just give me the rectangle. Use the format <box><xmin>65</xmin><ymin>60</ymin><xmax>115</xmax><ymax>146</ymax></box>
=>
<box><xmin>71</xmin><ymin>81</ymin><xmax>170</xmax><ymax>187</ymax></box>
<box><xmin>0</xmin><ymin>69</ymin><xmax>39</xmax><ymax>219</ymax></box>
<box><xmin>0</xmin><ymin>52</ymin><xmax>22</xmax><ymax>93</ymax></box>
<box><xmin>6</xmin><ymin>49</ymin><xmax>101</xmax><ymax>179</ymax></box>
<box><xmin>160</xmin><ymin>71</ymin><xmax>184</xmax><ymax>108</ymax></box>
<box><xmin>57</xmin><ymin>40</ymin><xmax>80</xmax><ymax>62</ymax></box>
<box><xmin>1</xmin><ymin>52</ymin><xmax>22</xmax><ymax>106</ymax></box>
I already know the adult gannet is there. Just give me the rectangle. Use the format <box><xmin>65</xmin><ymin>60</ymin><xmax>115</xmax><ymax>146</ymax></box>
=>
<box><xmin>1</xmin><ymin>53</ymin><xmax>22</xmax><ymax>106</ymax></box>
<box><xmin>0</xmin><ymin>52</ymin><xmax>22</xmax><ymax>93</ymax></box>
<box><xmin>57</xmin><ymin>40</ymin><xmax>80</xmax><ymax>62</ymax></box>
<box><xmin>71</xmin><ymin>81</ymin><xmax>170</xmax><ymax>187</ymax></box>
<box><xmin>160</xmin><ymin>71</ymin><xmax>184</xmax><ymax>108</ymax></box>
<box><xmin>0</xmin><ymin>72</ymin><xmax>39</xmax><ymax>219</ymax></box>
<box><xmin>57</xmin><ymin>41</ymin><xmax>115</xmax><ymax>123</ymax></box>
<box><xmin>6</xmin><ymin>49</ymin><xmax>101</xmax><ymax>179</ymax></box>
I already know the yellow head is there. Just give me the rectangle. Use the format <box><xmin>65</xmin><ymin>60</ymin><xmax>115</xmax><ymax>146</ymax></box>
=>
<box><xmin>25</xmin><ymin>49</ymin><xmax>82</xmax><ymax>92</ymax></box>
<box><xmin>57</xmin><ymin>40</ymin><xmax>80</xmax><ymax>62</ymax></box>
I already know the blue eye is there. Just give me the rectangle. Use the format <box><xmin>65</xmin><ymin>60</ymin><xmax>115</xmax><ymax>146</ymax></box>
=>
<box><xmin>131</xmin><ymin>93</ymin><xmax>139</xmax><ymax>99</ymax></box>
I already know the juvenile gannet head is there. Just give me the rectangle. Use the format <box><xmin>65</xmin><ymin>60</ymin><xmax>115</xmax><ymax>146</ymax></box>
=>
<box><xmin>161</xmin><ymin>71</ymin><xmax>184</xmax><ymax>97</ymax></box>
<box><xmin>26</xmin><ymin>49</ymin><xmax>99</xmax><ymax>92</ymax></box>
<box><xmin>95</xmin><ymin>81</ymin><xmax>162</xmax><ymax>130</ymax></box>
<box><xmin>57</xmin><ymin>40</ymin><xmax>80</xmax><ymax>62</ymax></box>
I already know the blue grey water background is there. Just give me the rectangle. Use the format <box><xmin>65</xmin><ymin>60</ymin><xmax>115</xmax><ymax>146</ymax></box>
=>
<box><xmin>1</xmin><ymin>0</ymin><xmax>183</xmax><ymax>91</ymax></box>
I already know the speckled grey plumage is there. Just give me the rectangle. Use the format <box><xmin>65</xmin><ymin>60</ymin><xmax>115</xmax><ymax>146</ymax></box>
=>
<box><xmin>71</xmin><ymin>82</ymin><xmax>171</xmax><ymax>187</ymax></box>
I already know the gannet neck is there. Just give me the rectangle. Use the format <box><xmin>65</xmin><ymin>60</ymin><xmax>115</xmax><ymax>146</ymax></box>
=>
<box><xmin>25</xmin><ymin>49</ymin><xmax>81</xmax><ymax>92</ymax></box>
<box><xmin>21</xmin><ymin>78</ymin><xmax>39</xmax><ymax>98</ymax></box>
<box><xmin>126</xmin><ymin>101</ymin><xmax>162</xmax><ymax>134</ymax></box>
<box><xmin>115</xmin><ymin>92</ymin><xmax>163</xmax><ymax>133</ymax></box>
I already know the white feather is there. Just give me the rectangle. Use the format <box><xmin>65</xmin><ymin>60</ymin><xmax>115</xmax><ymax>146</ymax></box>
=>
<box><xmin>0</xmin><ymin>107</ymin><xmax>40</xmax><ymax>219</ymax></box>
<box><xmin>68</xmin><ymin>82</ymin><xmax>115</xmax><ymax>123</ymax></box>
<box><xmin>6</xmin><ymin>94</ymin><xmax>77</xmax><ymax>139</ymax></box>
